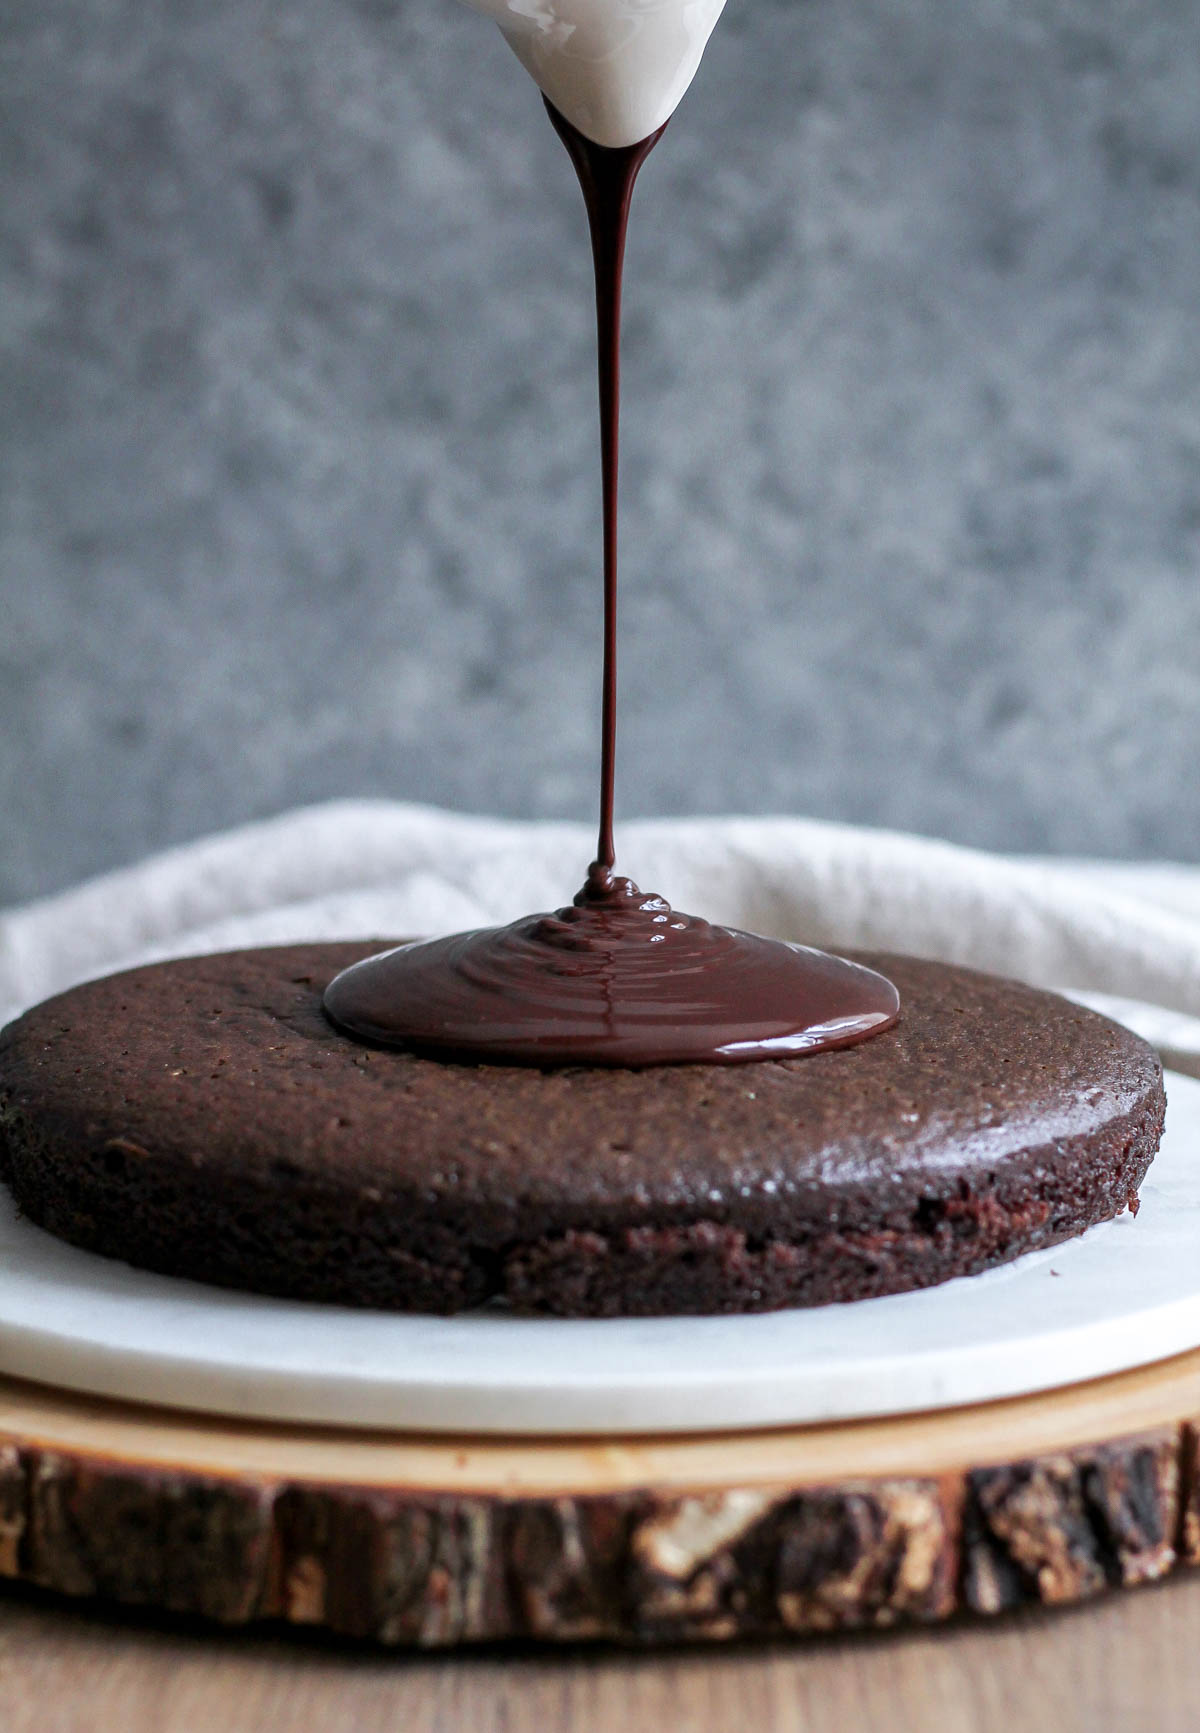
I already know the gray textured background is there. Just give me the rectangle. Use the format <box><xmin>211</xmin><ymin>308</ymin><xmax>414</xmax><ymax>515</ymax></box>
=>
<box><xmin>2</xmin><ymin>0</ymin><xmax>1199</xmax><ymax>905</ymax></box>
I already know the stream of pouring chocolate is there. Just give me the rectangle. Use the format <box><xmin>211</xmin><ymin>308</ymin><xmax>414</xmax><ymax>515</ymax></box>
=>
<box><xmin>323</xmin><ymin>108</ymin><xmax>900</xmax><ymax>1065</ymax></box>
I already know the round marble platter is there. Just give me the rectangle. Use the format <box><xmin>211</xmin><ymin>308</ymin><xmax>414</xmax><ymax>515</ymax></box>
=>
<box><xmin>0</xmin><ymin>1070</ymin><xmax>1195</xmax><ymax>1438</ymax></box>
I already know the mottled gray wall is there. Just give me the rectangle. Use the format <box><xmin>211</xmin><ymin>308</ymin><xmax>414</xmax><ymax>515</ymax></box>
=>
<box><xmin>2</xmin><ymin>0</ymin><xmax>1199</xmax><ymax>904</ymax></box>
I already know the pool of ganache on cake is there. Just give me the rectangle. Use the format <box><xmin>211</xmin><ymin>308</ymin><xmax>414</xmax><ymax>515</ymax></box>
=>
<box><xmin>323</xmin><ymin>864</ymin><xmax>900</xmax><ymax>1066</ymax></box>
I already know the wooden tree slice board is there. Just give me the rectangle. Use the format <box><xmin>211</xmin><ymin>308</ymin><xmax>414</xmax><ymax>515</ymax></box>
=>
<box><xmin>2</xmin><ymin>1349</ymin><xmax>1200</xmax><ymax>1646</ymax></box>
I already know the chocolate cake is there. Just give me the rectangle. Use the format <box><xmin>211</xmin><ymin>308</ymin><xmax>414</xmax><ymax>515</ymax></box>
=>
<box><xmin>0</xmin><ymin>941</ymin><xmax>1165</xmax><ymax>1317</ymax></box>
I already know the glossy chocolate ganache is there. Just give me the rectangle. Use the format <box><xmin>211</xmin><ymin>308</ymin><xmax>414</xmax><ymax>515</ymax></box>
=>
<box><xmin>324</xmin><ymin>108</ymin><xmax>900</xmax><ymax>1066</ymax></box>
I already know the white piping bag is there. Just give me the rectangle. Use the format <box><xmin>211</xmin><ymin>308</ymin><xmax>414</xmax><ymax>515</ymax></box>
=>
<box><xmin>457</xmin><ymin>0</ymin><xmax>727</xmax><ymax>148</ymax></box>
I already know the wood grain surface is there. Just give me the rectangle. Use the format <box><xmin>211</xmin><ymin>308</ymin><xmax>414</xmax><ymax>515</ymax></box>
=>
<box><xmin>3</xmin><ymin>1568</ymin><xmax>1200</xmax><ymax>1733</ymax></box>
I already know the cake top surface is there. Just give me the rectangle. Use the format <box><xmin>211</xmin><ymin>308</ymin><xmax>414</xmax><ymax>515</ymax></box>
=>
<box><xmin>0</xmin><ymin>942</ymin><xmax>1162</xmax><ymax>1236</ymax></box>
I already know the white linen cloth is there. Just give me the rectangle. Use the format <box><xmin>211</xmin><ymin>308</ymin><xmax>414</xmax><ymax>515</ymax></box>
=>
<box><xmin>2</xmin><ymin>800</ymin><xmax>1200</xmax><ymax>1075</ymax></box>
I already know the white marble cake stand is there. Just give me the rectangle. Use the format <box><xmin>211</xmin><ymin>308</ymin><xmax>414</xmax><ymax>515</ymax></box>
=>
<box><xmin>0</xmin><ymin>1072</ymin><xmax>1196</xmax><ymax>1438</ymax></box>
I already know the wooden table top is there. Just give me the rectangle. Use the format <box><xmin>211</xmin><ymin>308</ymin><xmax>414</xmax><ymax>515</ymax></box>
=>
<box><xmin>4</xmin><ymin>1569</ymin><xmax>1200</xmax><ymax>1733</ymax></box>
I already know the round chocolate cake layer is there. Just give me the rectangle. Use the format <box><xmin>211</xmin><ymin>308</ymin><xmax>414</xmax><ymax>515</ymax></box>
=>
<box><xmin>0</xmin><ymin>943</ymin><xmax>1165</xmax><ymax>1317</ymax></box>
